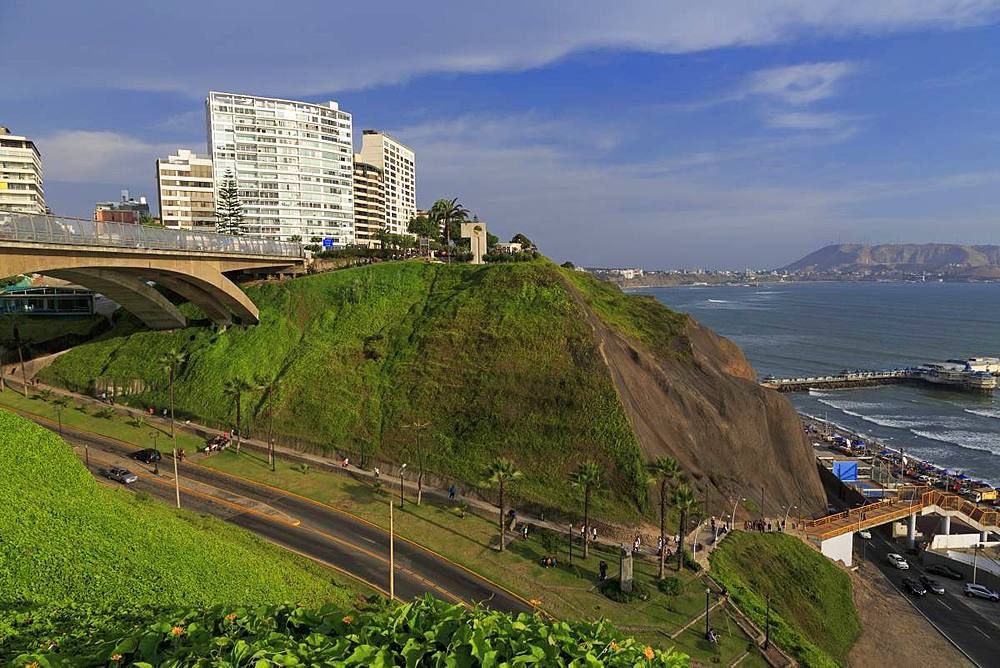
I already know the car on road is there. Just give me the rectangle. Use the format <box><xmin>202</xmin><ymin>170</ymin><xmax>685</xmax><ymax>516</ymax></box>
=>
<box><xmin>858</xmin><ymin>530</ymin><xmax>872</xmax><ymax>539</ymax></box>
<box><xmin>102</xmin><ymin>466</ymin><xmax>138</xmax><ymax>484</ymax></box>
<box><xmin>964</xmin><ymin>583</ymin><xmax>999</xmax><ymax>602</ymax></box>
<box><xmin>901</xmin><ymin>578</ymin><xmax>927</xmax><ymax>596</ymax></box>
<box><xmin>926</xmin><ymin>563</ymin><xmax>963</xmax><ymax>580</ymax></box>
<box><xmin>887</xmin><ymin>553</ymin><xmax>909</xmax><ymax>570</ymax></box>
<box><xmin>919</xmin><ymin>575</ymin><xmax>945</xmax><ymax>595</ymax></box>
<box><xmin>133</xmin><ymin>448</ymin><xmax>162</xmax><ymax>464</ymax></box>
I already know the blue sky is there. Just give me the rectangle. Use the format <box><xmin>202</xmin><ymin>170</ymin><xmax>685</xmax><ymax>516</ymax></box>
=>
<box><xmin>3</xmin><ymin>1</ymin><xmax>1000</xmax><ymax>268</ymax></box>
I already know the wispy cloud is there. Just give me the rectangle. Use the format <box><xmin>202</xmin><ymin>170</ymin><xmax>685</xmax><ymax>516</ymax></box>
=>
<box><xmin>766</xmin><ymin>111</ymin><xmax>859</xmax><ymax>130</ymax></box>
<box><xmin>744</xmin><ymin>62</ymin><xmax>858</xmax><ymax>104</ymax></box>
<box><xmin>36</xmin><ymin>131</ymin><xmax>181</xmax><ymax>183</ymax></box>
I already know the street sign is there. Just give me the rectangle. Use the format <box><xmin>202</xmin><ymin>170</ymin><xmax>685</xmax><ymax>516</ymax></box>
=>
<box><xmin>322</xmin><ymin>238</ymin><xmax>334</xmax><ymax>248</ymax></box>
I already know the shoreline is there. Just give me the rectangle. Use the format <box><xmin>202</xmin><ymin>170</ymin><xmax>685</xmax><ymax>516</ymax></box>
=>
<box><xmin>798</xmin><ymin>410</ymin><xmax>1000</xmax><ymax>497</ymax></box>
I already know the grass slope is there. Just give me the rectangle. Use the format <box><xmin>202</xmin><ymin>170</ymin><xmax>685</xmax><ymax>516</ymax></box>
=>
<box><xmin>41</xmin><ymin>261</ymin><xmax>669</xmax><ymax>519</ymax></box>
<box><xmin>709</xmin><ymin>532</ymin><xmax>862</xmax><ymax>667</ymax></box>
<box><xmin>0</xmin><ymin>409</ymin><xmax>358</xmax><ymax>613</ymax></box>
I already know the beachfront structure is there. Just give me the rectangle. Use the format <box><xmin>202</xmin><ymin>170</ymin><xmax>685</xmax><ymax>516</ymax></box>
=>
<box><xmin>156</xmin><ymin>149</ymin><xmax>216</xmax><ymax>230</ymax></box>
<box><xmin>357</xmin><ymin>130</ymin><xmax>415</xmax><ymax>236</ymax></box>
<box><xmin>206</xmin><ymin>92</ymin><xmax>354</xmax><ymax>245</ymax></box>
<box><xmin>0</xmin><ymin>127</ymin><xmax>45</xmax><ymax>214</ymax></box>
<box><xmin>95</xmin><ymin>190</ymin><xmax>150</xmax><ymax>224</ymax></box>
<box><xmin>352</xmin><ymin>159</ymin><xmax>385</xmax><ymax>248</ymax></box>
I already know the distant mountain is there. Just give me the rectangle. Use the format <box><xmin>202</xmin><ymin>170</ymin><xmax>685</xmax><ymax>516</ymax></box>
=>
<box><xmin>783</xmin><ymin>243</ymin><xmax>1000</xmax><ymax>277</ymax></box>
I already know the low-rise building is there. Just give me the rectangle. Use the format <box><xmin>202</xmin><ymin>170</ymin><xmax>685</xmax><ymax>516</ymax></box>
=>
<box><xmin>495</xmin><ymin>242</ymin><xmax>523</xmax><ymax>254</ymax></box>
<box><xmin>0</xmin><ymin>127</ymin><xmax>45</xmax><ymax>214</ymax></box>
<box><xmin>95</xmin><ymin>190</ymin><xmax>150</xmax><ymax>224</ymax></box>
<box><xmin>156</xmin><ymin>149</ymin><xmax>216</xmax><ymax>230</ymax></box>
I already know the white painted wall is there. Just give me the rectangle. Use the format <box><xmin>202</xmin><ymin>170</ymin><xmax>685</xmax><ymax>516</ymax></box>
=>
<box><xmin>820</xmin><ymin>531</ymin><xmax>854</xmax><ymax>567</ymax></box>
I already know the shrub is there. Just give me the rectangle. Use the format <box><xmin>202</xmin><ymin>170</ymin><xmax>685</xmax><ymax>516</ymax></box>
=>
<box><xmin>658</xmin><ymin>576</ymin><xmax>682</xmax><ymax>596</ymax></box>
<box><xmin>600</xmin><ymin>578</ymin><xmax>651</xmax><ymax>603</ymax></box>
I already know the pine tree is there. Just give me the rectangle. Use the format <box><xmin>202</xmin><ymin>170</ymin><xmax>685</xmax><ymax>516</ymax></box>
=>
<box><xmin>215</xmin><ymin>169</ymin><xmax>244</xmax><ymax>235</ymax></box>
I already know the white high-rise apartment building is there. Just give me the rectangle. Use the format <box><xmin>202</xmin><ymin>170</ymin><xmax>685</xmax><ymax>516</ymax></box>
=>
<box><xmin>358</xmin><ymin>130</ymin><xmax>415</xmax><ymax>236</ymax></box>
<box><xmin>0</xmin><ymin>127</ymin><xmax>45</xmax><ymax>214</ymax></box>
<box><xmin>206</xmin><ymin>92</ymin><xmax>354</xmax><ymax>244</ymax></box>
<box><xmin>156</xmin><ymin>149</ymin><xmax>215</xmax><ymax>230</ymax></box>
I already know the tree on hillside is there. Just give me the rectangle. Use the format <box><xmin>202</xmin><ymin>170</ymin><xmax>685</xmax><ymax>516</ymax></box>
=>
<box><xmin>407</xmin><ymin>214</ymin><xmax>439</xmax><ymax>240</ymax></box>
<box><xmin>511</xmin><ymin>233</ymin><xmax>534</xmax><ymax>249</ymax></box>
<box><xmin>482</xmin><ymin>457</ymin><xmax>523</xmax><ymax>552</ymax></box>
<box><xmin>405</xmin><ymin>419</ymin><xmax>431</xmax><ymax>505</ymax></box>
<box><xmin>223</xmin><ymin>377</ymin><xmax>253</xmax><ymax>454</ymax></box>
<box><xmin>430</xmin><ymin>198</ymin><xmax>468</xmax><ymax>263</ymax></box>
<box><xmin>648</xmin><ymin>456</ymin><xmax>682</xmax><ymax>579</ymax></box>
<box><xmin>560</xmin><ymin>261</ymin><xmax>575</xmax><ymax>269</ymax></box>
<box><xmin>570</xmin><ymin>461</ymin><xmax>602</xmax><ymax>559</ymax></box>
<box><xmin>158</xmin><ymin>349</ymin><xmax>187</xmax><ymax>442</ymax></box>
<box><xmin>674</xmin><ymin>484</ymin><xmax>697</xmax><ymax>572</ymax></box>
<box><xmin>215</xmin><ymin>169</ymin><xmax>244</xmax><ymax>235</ymax></box>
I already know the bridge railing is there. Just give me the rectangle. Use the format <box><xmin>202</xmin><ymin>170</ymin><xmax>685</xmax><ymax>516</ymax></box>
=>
<box><xmin>0</xmin><ymin>212</ymin><xmax>303</xmax><ymax>258</ymax></box>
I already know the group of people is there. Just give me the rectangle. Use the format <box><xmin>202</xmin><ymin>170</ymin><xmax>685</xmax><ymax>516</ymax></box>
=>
<box><xmin>202</xmin><ymin>434</ymin><xmax>230</xmax><ymax>453</ymax></box>
<box><xmin>744</xmin><ymin>519</ymin><xmax>787</xmax><ymax>532</ymax></box>
<box><xmin>539</xmin><ymin>556</ymin><xmax>559</xmax><ymax>568</ymax></box>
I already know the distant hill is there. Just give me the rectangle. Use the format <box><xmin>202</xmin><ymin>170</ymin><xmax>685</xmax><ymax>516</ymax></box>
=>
<box><xmin>783</xmin><ymin>243</ymin><xmax>1000</xmax><ymax>277</ymax></box>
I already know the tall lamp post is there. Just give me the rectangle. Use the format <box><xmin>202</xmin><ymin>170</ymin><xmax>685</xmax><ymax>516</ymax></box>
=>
<box><xmin>399</xmin><ymin>463</ymin><xmax>407</xmax><ymax>508</ymax></box>
<box><xmin>705</xmin><ymin>588</ymin><xmax>711</xmax><ymax>638</ymax></box>
<box><xmin>150</xmin><ymin>431</ymin><xmax>160</xmax><ymax>474</ymax></box>
<box><xmin>731</xmin><ymin>497</ymin><xmax>746</xmax><ymax>530</ymax></box>
<box><xmin>973</xmin><ymin>543</ymin><xmax>982</xmax><ymax>585</ymax></box>
<box><xmin>172</xmin><ymin>449</ymin><xmax>181</xmax><ymax>509</ymax></box>
<box><xmin>389</xmin><ymin>497</ymin><xmax>395</xmax><ymax>599</ymax></box>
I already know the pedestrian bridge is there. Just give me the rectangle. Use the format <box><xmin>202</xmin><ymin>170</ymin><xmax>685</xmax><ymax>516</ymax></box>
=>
<box><xmin>0</xmin><ymin>213</ymin><xmax>306</xmax><ymax>329</ymax></box>
<box><xmin>805</xmin><ymin>485</ymin><xmax>1000</xmax><ymax>565</ymax></box>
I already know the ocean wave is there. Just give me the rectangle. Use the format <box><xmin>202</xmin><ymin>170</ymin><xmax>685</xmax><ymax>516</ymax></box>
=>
<box><xmin>706</xmin><ymin>299</ymin><xmax>729</xmax><ymax>303</ymax></box>
<box><xmin>859</xmin><ymin>415</ymin><xmax>923</xmax><ymax>429</ymax></box>
<box><xmin>808</xmin><ymin>389</ymin><xmax>829</xmax><ymax>397</ymax></box>
<box><xmin>816</xmin><ymin>398</ymin><xmax>881</xmax><ymax>412</ymax></box>
<box><xmin>909</xmin><ymin>429</ymin><xmax>1000</xmax><ymax>456</ymax></box>
<box><xmin>964</xmin><ymin>408</ymin><xmax>1000</xmax><ymax>420</ymax></box>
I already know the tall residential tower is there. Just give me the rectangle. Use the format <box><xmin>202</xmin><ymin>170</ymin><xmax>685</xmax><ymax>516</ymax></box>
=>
<box><xmin>156</xmin><ymin>149</ymin><xmax>215</xmax><ymax>230</ymax></box>
<box><xmin>206</xmin><ymin>92</ymin><xmax>354</xmax><ymax>244</ymax></box>
<box><xmin>352</xmin><ymin>159</ymin><xmax>385</xmax><ymax>248</ymax></box>
<box><xmin>0</xmin><ymin>127</ymin><xmax>45</xmax><ymax>214</ymax></box>
<box><xmin>357</xmin><ymin>130</ymin><xmax>415</xmax><ymax>236</ymax></box>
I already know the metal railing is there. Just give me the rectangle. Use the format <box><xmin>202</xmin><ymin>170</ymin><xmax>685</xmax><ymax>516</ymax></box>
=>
<box><xmin>0</xmin><ymin>212</ymin><xmax>303</xmax><ymax>258</ymax></box>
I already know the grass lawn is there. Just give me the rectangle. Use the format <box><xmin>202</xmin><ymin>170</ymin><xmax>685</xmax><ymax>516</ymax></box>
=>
<box><xmin>710</xmin><ymin>531</ymin><xmax>862</xmax><ymax>668</ymax></box>
<box><xmin>0</xmin><ymin>387</ymin><xmax>205</xmax><ymax>455</ymax></box>
<box><xmin>201</xmin><ymin>448</ymin><xmax>755</xmax><ymax>663</ymax></box>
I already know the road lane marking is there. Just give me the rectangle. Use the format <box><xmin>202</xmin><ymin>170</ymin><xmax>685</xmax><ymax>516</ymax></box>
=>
<box><xmin>937</xmin><ymin>599</ymin><xmax>952</xmax><ymax>611</ymax></box>
<box><xmin>972</xmin><ymin>626</ymin><xmax>990</xmax><ymax>639</ymax></box>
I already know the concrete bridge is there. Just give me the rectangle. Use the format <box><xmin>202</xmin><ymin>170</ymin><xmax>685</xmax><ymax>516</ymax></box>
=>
<box><xmin>805</xmin><ymin>485</ymin><xmax>1000</xmax><ymax>565</ymax></box>
<box><xmin>0</xmin><ymin>213</ymin><xmax>306</xmax><ymax>329</ymax></box>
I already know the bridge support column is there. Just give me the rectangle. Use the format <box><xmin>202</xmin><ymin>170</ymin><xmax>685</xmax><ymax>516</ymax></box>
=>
<box><xmin>940</xmin><ymin>515</ymin><xmax>951</xmax><ymax>535</ymax></box>
<box><xmin>907</xmin><ymin>513</ymin><xmax>917</xmax><ymax>549</ymax></box>
<box><xmin>982</xmin><ymin>531</ymin><xmax>989</xmax><ymax>543</ymax></box>
<box><xmin>47</xmin><ymin>268</ymin><xmax>186</xmax><ymax>330</ymax></box>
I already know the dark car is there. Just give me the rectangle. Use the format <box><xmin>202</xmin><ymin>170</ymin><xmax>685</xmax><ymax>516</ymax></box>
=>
<box><xmin>919</xmin><ymin>575</ymin><xmax>946</xmax><ymax>595</ymax></box>
<box><xmin>926</xmin><ymin>563</ymin><xmax>963</xmax><ymax>580</ymax></box>
<box><xmin>102</xmin><ymin>466</ymin><xmax>139</xmax><ymax>484</ymax></box>
<box><xmin>133</xmin><ymin>448</ymin><xmax>162</xmax><ymax>464</ymax></box>
<box><xmin>902</xmin><ymin>578</ymin><xmax>927</xmax><ymax>596</ymax></box>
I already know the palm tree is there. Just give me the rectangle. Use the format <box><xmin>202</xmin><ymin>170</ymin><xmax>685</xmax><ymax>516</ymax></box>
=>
<box><xmin>482</xmin><ymin>457</ymin><xmax>523</xmax><ymax>552</ymax></box>
<box><xmin>158</xmin><ymin>349</ymin><xmax>187</xmax><ymax>442</ymax></box>
<box><xmin>648</xmin><ymin>456</ymin><xmax>682</xmax><ymax>579</ymax></box>
<box><xmin>430</xmin><ymin>198</ymin><xmax>468</xmax><ymax>263</ymax></box>
<box><xmin>674</xmin><ymin>484</ymin><xmax>698</xmax><ymax>572</ymax></box>
<box><xmin>223</xmin><ymin>377</ymin><xmax>253</xmax><ymax>454</ymax></box>
<box><xmin>570</xmin><ymin>461</ymin><xmax>602</xmax><ymax>559</ymax></box>
<box><xmin>254</xmin><ymin>373</ymin><xmax>280</xmax><ymax>471</ymax></box>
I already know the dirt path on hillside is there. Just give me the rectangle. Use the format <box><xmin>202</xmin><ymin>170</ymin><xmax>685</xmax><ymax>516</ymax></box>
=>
<box><xmin>847</xmin><ymin>568</ymin><xmax>973</xmax><ymax>667</ymax></box>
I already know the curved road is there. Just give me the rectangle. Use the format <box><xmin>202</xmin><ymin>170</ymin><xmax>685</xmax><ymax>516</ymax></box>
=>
<box><xmin>21</xmin><ymin>412</ymin><xmax>531</xmax><ymax>614</ymax></box>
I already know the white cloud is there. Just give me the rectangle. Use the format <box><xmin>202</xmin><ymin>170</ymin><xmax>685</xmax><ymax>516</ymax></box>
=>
<box><xmin>767</xmin><ymin>111</ymin><xmax>856</xmax><ymax>130</ymax></box>
<box><xmin>36</xmin><ymin>131</ymin><xmax>188</xmax><ymax>183</ymax></box>
<box><xmin>2</xmin><ymin>1</ymin><xmax>998</xmax><ymax>96</ymax></box>
<box><xmin>745</xmin><ymin>62</ymin><xmax>858</xmax><ymax>104</ymax></box>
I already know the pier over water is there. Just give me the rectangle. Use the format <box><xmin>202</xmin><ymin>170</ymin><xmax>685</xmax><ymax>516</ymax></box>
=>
<box><xmin>762</xmin><ymin>357</ymin><xmax>999</xmax><ymax>394</ymax></box>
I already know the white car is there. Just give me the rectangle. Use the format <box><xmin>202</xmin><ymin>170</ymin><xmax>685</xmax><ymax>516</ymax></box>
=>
<box><xmin>964</xmin><ymin>583</ymin><xmax>999</xmax><ymax>602</ymax></box>
<box><xmin>858</xmin><ymin>530</ymin><xmax>872</xmax><ymax>540</ymax></box>
<box><xmin>887</xmin><ymin>553</ymin><xmax>909</xmax><ymax>570</ymax></box>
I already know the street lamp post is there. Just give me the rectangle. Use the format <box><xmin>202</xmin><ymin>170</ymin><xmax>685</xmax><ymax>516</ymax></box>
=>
<box><xmin>399</xmin><ymin>463</ymin><xmax>407</xmax><ymax>508</ymax></box>
<box><xmin>568</xmin><ymin>523</ymin><xmax>573</xmax><ymax>566</ymax></box>
<box><xmin>731</xmin><ymin>497</ymin><xmax>746</xmax><ymax>530</ymax></box>
<box><xmin>783</xmin><ymin>504</ymin><xmax>796</xmax><ymax>527</ymax></box>
<box><xmin>172</xmin><ymin>449</ymin><xmax>181</xmax><ymax>509</ymax></box>
<box><xmin>389</xmin><ymin>497</ymin><xmax>395</xmax><ymax>599</ymax></box>
<box><xmin>973</xmin><ymin>543</ymin><xmax>982</xmax><ymax>585</ymax></box>
<box><xmin>150</xmin><ymin>431</ymin><xmax>160</xmax><ymax>474</ymax></box>
<box><xmin>705</xmin><ymin>588</ymin><xmax>711</xmax><ymax>638</ymax></box>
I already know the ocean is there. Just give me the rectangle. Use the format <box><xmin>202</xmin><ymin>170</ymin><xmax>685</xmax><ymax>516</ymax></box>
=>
<box><xmin>636</xmin><ymin>282</ymin><xmax>1000</xmax><ymax>484</ymax></box>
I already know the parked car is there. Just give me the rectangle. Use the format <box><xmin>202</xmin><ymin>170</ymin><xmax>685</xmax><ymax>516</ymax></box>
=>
<box><xmin>902</xmin><ymin>578</ymin><xmax>927</xmax><ymax>596</ymax></box>
<box><xmin>919</xmin><ymin>575</ymin><xmax>946</xmax><ymax>595</ymax></box>
<box><xmin>964</xmin><ymin>583</ymin><xmax>999</xmax><ymax>602</ymax></box>
<box><xmin>133</xmin><ymin>448</ymin><xmax>162</xmax><ymax>464</ymax></box>
<box><xmin>926</xmin><ymin>563</ymin><xmax>963</xmax><ymax>580</ymax></box>
<box><xmin>887</xmin><ymin>553</ymin><xmax>909</xmax><ymax>570</ymax></box>
<box><xmin>102</xmin><ymin>466</ymin><xmax>138</xmax><ymax>484</ymax></box>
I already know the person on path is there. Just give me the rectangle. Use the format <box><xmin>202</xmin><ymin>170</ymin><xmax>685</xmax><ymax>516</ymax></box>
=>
<box><xmin>599</xmin><ymin>560</ymin><xmax>608</xmax><ymax>581</ymax></box>
<box><xmin>373</xmin><ymin>467</ymin><xmax>380</xmax><ymax>478</ymax></box>
<box><xmin>591</xmin><ymin>527</ymin><xmax>597</xmax><ymax>543</ymax></box>
<box><xmin>522</xmin><ymin>524</ymin><xmax>529</xmax><ymax>540</ymax></box>
<box><xmin>448</xmin><ymin>483</ymin><xmax>456</xmax><ymax>500</ymax></box>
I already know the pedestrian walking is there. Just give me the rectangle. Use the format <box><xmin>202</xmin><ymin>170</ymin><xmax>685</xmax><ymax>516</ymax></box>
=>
<box><xmin>522</xmin><ymin>524</ymin><xmax>529</xmax><ymax>540</ymax></box>
<box><xmin>448</xmin><ymin>483</ymin><xmax>456</xmax><ymax>500</ymax></box>
<box><xmin>373</xmin><ymin>467</ymin><xmax>380</xmax><ymax>478</ymax></box>
<box><xmin>599</xmin><ymin>560</ymin><xmax>608</xmax><ymax>581</ymax></box>
<box><xmin>591</xmin><ymin>527</ymin><xmax>597</xmax><ymax>543</ymax></box>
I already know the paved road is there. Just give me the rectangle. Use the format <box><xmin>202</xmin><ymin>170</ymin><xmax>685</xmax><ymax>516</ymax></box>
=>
<box><xmin>858</xmin><ymin>532</ymin><xmax>1000</xmax><ymax>667</ymax></box>
<box><xmin>25</xmin><ymin>412</ymin><xmax>531</xmax><ymax>614</ymax></box>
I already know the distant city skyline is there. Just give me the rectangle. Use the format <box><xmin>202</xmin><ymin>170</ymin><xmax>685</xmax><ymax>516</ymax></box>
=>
<box><xmin>4</xmin><ymin>1</ymin><xmax>1000</xmax><ymax>266</ymax></box>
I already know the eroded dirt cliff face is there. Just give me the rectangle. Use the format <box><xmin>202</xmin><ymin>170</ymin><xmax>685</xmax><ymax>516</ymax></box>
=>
<box><xmin>575</xmin><ymin>289</ymin><xmax>827</xmax><ymax>518</ymax></box>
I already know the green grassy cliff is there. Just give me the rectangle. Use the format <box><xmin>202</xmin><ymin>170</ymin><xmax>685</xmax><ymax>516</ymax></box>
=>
<box><xmin>39</xmin><ymin>261</ymin><xmax>659</xmax><ymax>520</ymax></box>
